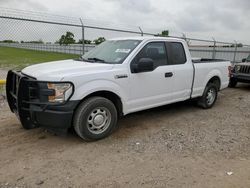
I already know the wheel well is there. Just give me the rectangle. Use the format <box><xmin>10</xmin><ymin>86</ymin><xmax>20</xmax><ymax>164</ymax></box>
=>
<box><xmin>82</xmin><ymin>91</ymin><xmax>123</xmax><ymax>117</ymax></box>
<box><xmin>207</xmin><ymin>76</ymin><xmax>221</xmax><ymax>90</ymax></box>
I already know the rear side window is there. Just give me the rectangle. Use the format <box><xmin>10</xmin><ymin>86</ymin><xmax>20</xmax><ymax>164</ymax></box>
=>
<box><xmin>247</xmin><ymin>54</ymin><xmax>250</xmax><ymax>62</ymax></box>
<box><xmin>166</xmin><ymin>42</ymin><xmax>186</xmax><ymax>65</ymax></box>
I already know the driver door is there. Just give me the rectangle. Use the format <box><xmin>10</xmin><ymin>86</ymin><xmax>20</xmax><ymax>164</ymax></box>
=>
<box><xmin>127</xmin><ymin>42</ymin><xmax>174</xmax><ymax>113</ymax></box>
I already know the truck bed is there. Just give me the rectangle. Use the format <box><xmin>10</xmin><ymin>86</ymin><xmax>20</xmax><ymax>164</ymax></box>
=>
<box><xmin>191</xmin><ymin>59</ymin><xmax>230</xmax><ymax>98</ymax></box>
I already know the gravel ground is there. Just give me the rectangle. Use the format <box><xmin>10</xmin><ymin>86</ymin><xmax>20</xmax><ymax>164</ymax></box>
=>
<box><xmin>0</xmin><ymin>85</ymin><xmax>249</xmax><ymax>188</ymax></box>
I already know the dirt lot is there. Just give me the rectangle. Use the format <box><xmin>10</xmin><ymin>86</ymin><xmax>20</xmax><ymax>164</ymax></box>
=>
<box><xmin>0</xmin><ymin>85</ymin><xmax>250</xmax><ymax>188</ymax></box>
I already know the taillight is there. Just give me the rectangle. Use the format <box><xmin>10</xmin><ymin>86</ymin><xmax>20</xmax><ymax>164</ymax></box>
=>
<box><xmin>228</xmin><ymin>66</ymin><xmax>233</xmax><ymax>77</ymax></box>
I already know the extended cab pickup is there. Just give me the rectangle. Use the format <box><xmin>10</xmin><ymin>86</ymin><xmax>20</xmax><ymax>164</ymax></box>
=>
<box><xmin>6</xmin><ymin>37</ymin><xmax>230</xmax><ymax>141</ymax></box>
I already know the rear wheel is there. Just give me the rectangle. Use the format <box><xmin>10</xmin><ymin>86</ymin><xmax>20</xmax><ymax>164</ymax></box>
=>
<box><xmin>228</xmin><ymin>78</ymin><xmax>237</xmax><ymax>88</ymax></box>
<box><xmin>73</xmin><ymin>97</ymin><xmax>118</xmax><ymax>141</ymax></box>
<box><xmin>197</xmin><ymin>83</ymin><xmax>218</xmax><ymax>109</ymax></box>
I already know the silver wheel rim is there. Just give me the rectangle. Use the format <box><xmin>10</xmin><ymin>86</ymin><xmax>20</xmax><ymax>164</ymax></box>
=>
<box><xmin>87</xmin><ymin>107</ymin><xmax>111</xmax><ymax>135</ymax></box>
<box><xmin>206</xmin><ymin>88</ymin><xmax>216</xmax><ymax>105</ymax></box>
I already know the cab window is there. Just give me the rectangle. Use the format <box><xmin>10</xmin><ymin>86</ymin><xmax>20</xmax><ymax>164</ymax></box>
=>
<box><xmin>132</xmin><ymin>42</ymin><xmax>168</xmax><ymax>68</ymax></box>
<box><xmin>166</xmin><ymin>42</ymin><xmax>187</xmax><ymax>65</ymax></box>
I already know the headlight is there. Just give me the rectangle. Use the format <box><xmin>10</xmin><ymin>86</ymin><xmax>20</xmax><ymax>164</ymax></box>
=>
<box><xmin>234</xmin><ymin>65</ymin><xmax>241</xmax><ymax>73</ymax></box>
<box><xmin>47</xmin><ymin>83</ymin><xmax>73</xmax><ymax>103</ymax></box>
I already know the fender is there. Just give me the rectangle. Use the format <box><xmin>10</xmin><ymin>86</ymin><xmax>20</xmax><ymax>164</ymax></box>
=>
<box><xmin>70</xmin><ymin>79</ymin><xmax>129</xmax><ymax>114</ymax></box>
<box><xmin>203</xmin><ymin>69</ymin><xmax>222</xmax><ymax>89</ymax></box>
<box><xmin>192</xmin><ymin>68</ymin><xmax>222</xmax><ymax>98</ymax></box>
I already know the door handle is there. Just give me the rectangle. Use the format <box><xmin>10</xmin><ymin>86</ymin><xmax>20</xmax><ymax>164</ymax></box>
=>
<box><xmin>165</xmin><ymin>72</ymin><xmax>173</xmax><ymax>77</ymax></box>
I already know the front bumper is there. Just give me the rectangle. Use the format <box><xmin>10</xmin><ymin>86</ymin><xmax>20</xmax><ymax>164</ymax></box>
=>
<box><xmin>6</xmin><ymin>70</ymin><xmax>79</xmax><ymax>132</ymax></box>
<box><xmin>231</xmin><ymin>73</ymin><xmax>250</xmax><ymax>83</ymax></box>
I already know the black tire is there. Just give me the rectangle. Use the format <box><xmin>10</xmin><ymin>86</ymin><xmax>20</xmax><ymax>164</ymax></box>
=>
<box><xmin>197</xmin><ymin>83</ymin><xmax>218</xmax><ymax>109</ymax></box>
<box><xmin>228</xmin><ymin>78</ymin><xmax>237</xmax><ymax>88</ymax></box>
<box><xmin>73</xmin><ymin>97</ymin><xmax>118</xmax><ymax>141</ymax></box>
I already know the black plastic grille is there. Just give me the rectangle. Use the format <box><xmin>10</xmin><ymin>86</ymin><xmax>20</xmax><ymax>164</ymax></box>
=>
<box><xmin>239</xmin><ymin>65</ymin><xmax>250</xmax><ymax>74</ymax></box>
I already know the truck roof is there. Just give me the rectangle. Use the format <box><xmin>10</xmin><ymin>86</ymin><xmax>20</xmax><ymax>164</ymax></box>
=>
<box><xmin>110</xmin><ymin>36</ymin><xmax>185</xmax><ymax>42</ymax></box>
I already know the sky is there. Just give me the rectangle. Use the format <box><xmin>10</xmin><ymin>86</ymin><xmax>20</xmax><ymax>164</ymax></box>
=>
<box><xmin>0</xmin><ymin>0</ymin><xmax>250</xmax><ymax>44</ymax></box>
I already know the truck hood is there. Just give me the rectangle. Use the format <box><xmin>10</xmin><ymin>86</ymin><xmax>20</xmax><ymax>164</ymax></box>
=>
<box><xmin>21</xmin><ymin>59</ymin><xmax>114</xmax><ymax>81</ymax></box>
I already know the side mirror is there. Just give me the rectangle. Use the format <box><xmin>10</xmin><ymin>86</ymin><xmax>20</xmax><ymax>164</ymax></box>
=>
<box><xmin>131</xmin><ymin>58</ymin><xmax>154</xmax><ymax>73</ymax></box>
<box><xmin>242</xmin><ymin>58</ymin><xmax>246</xmax><ymax>62</ymax></box>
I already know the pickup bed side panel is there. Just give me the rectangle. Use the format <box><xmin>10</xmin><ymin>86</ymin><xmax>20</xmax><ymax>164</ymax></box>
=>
<box><xmin>192</xmin><ymin>62</ymin><xmax>229</xmax><ymax>98</ymax></box>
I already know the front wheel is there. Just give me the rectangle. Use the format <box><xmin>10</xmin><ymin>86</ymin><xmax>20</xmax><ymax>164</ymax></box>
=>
<box><xmin>73</xmin><ymin>97</ymin><xmax>118</xmax><ymax>141</ymax></box>
<box><xmin>197</xmin><ymin>84</ymin><xmax>218</xmax><ymax>109</ymax></box>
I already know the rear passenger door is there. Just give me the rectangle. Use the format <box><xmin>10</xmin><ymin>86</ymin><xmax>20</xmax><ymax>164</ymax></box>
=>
<box><xmin>165</xmin><ymin>42</ymin><xmax>193</xmax><ymax>101</ymax></box>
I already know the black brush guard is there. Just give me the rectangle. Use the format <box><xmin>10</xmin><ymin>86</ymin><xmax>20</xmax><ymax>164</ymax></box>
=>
<box><xmin>6</xmin><ymin>70</ymin><xmax>78</xmax><ymax>132</ymax></box>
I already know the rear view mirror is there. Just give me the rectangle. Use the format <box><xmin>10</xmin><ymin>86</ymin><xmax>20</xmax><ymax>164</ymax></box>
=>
<box><xmin>131</xmin><ymin>58</ymin><xmax>154</xmax><ymax>73</ymax></box>
<box><xmin>242</xmin><ymin>58</ymin><xmax>246</xmax><ymax>62</ymax></box>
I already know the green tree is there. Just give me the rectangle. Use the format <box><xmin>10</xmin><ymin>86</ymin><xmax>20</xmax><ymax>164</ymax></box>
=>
<box><xmin>161</xmin><ymin>30</ymin><xmax>169</xmax><ymax>36</ymax></box>
<box><xmin>230</xmin><ymin>43</ymin><xmax>243</xmax><ymax>48</ymax></box>
<box><xmin>93</xmin><ymin>37</ymin><xmax>106</xmax><ymax>45</ymax></box>
<box><xmin>2</xmin><ymin>40</ymin><xmax>18</xmax><ymax>43</ymax></box>
<box><xmin>237</xmin><ymin>43</ymin><xmax>243</xmax><ymax>47</ymax></box>
<box><xmin>78</xmin><ymin>39</ymin><xmax>92</xmax><ymax>44</ymax></box>
<box><xmin>155</xmin><ymin>30</ymin><xmax>169</xmax><ymax>37</ymax></box>
<box><xmin>58</xmin><ymin>32</ymin><xmax>75</xmax><ymax>46</ymax></box>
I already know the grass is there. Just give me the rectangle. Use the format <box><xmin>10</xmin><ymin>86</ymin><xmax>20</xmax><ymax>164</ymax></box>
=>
<box><xmin>0</xmin><ymin>46</ymin><xmax>79</xmax><ymax>70</ymax></box>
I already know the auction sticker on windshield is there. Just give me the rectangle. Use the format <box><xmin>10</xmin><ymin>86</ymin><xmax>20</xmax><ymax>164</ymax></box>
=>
<box><xmin>115</xmin><ymin>49</ymin><xmax>131</xmax><ymax>53</ymax></box>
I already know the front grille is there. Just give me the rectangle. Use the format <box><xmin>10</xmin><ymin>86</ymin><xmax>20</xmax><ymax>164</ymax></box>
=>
<box><xmin>6</xmin><ymin>71</ymin><xmax>23</xmax><ymax>112</ymax></box>
<box><xmin>6</xmin><ymin>70</ymin><xmax>74</xmax><ymax>129</ymax></box>
<box><xmin>7</xmin><ymin>70</ymin><xmax>73</xmax><ymax>112</ymax></box>
<box><xmin>7</xmin><ymin>71</ymin><xmax>46</xmax><ymax>112</ymax></box>
<box><xmin>239</xmin><ymin>65</ymin><xmax>250</xmax><ymax>74</ymax></box>
<box><xmin>6</xmin><ymin>70</ymin><xmax>51</xmax><ymax>127</ymax></box>
<box><xmin>6</xmin><ymin>71</ymin><xmax>72</xmax><ymax>112</ymax></box>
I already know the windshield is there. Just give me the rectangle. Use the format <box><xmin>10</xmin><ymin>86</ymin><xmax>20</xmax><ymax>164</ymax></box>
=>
<box><xmin>247</xmin><ymin>54</ymin><xmax>250</xmax><ymax>62</ymax></box>
<box><xmin>81</xmin><ymin>40</ymin><xmax>141</xmax><ymax>64</ymax></box>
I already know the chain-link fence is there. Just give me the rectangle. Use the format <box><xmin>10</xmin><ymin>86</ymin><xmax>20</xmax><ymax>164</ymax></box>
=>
<box><xmin>0</xmin><ymin>43</ymin><xmax>95</xmax><ymax>55</ymax></box>
<box><xmin>1</xmin><ymin>8</ymin><xmax>250</xmax><ymax>61</ymax></box>
<box><xmin>1</xmin><ymin>7</ymin><xmax>250</xmax><ymax>98</ymax></box>
<box><xmin>0</xmin><ymin>79</ymin><xmax>6</xmax><ymax>104</ymax></box>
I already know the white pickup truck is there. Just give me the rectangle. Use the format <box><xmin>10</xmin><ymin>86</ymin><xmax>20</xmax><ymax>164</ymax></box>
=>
<box><xmin>6</xmin><ymin>37</ymin><xmax>230</xmax><ymax>141</ymax></box>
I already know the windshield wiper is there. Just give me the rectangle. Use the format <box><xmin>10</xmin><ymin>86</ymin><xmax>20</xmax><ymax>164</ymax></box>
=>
<box><xmin>75</xmin><ymin>56</ymin><xmax>93</xmax><ymax>62</ymax></box>
<box><xmin>87</xmin><ymin>57</ymin><xmax>106</xmax><ymax>63</ymax></box>
<box><xmin>77</xmin><ymin>57</ymin><xmax>108</xmax><ymax>63</ymax></box>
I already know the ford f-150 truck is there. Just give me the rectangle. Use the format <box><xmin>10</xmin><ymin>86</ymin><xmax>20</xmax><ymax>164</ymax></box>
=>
<box><xmin>229</xmin><ymin>54</ymin><xmax>250</xmax><ymax>87</ymax></box>
<box><xmin>6</xmin><ymin>37</ymin><xmax>230</xmax><ymax>141</ymax></box>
